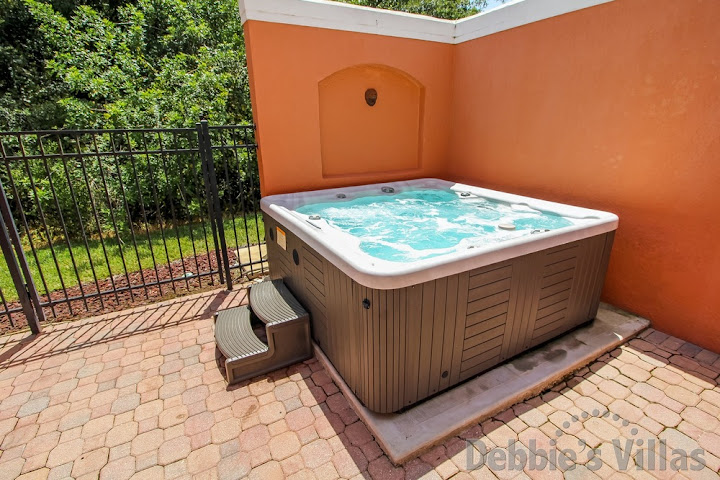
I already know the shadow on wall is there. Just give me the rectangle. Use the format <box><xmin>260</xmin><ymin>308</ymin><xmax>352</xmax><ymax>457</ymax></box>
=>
<box><xmin>319</xmin><ymin>64</ymin><xmax>424</xmax><ymax>177</ymax></box>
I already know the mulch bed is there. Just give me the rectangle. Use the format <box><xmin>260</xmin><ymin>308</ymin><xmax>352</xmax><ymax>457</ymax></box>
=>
<box><xmin>0</xmin><ymin>249</ymin><xmax>267</xmax><ymax>335</ymax></box>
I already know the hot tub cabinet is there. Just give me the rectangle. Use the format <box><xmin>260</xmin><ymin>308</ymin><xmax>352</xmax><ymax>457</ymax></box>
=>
<box><xmin>260</xmin><ymin>179</ymin><xmax>617</xmax><ymax>413</ymax></box>
<box><xmin>263</xmin><ymin>216</ymin><xmax>614</xmax><ymax>414</ymax></box>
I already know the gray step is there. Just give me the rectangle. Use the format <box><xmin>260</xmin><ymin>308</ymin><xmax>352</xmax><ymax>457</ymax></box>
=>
<box><xmin>250</xmin><ymin>279</ymin><xmax>308</xmax><ymax>326</ymax></box>
<box><xmin>214</xmin><ymin>280</ymin><xmax>312</xmax><ymax>385</ymax></box>
<box><xmin>214</xmin><ymin>306</ymin><xmax>268</xmax><ymax>361</ymax></box>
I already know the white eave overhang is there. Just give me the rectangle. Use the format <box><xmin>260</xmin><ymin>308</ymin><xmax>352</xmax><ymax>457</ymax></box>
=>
<box><xmin>238</xmin><ymin>0</ymin><xmax>614</xmax><ymax>44</ymax></box>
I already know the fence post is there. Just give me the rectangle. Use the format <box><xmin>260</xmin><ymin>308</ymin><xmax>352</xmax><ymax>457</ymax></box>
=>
<box><xmin>197</xmin><ymin>123</ymin><xmax>224</xmax><ymax>285</ymax></box>
<box><xmin>197</xmin><ymin>121</ymin><xmax>233</xmax><ymax>290</ymax></box>
<box><xmin>0</xmin><ymin>178</ymin><xmax>43</xmax><ymax>334</ymax></box>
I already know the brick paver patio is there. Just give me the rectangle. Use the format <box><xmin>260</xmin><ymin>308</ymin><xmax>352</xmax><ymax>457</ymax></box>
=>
<box><xmin>0</xmin><ymin>288</ymin><xmax>718</xmax><ymax>479</ymax></box>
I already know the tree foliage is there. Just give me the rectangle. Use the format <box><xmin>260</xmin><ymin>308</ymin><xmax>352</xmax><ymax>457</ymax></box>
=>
<box><xmin>1</xmin><ymin>0</ymin><xmax>250</xmax><ymax>130</ymax></box>
<box><xmin>339</xmin><ymin>0</ymin><xmax>485</xmax><ymax>20</ymax></box>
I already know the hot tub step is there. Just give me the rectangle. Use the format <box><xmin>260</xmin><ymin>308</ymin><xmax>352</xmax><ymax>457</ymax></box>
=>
<box><xmin>249</xmin><ymin>278</ymin><xmax>308</xmax><ymax>325</ymax></box>
<box><xmin>214</xmin><ymin>306</ymin><xmax>268</xmax><ymax>379</ymax></box>
<box><xmin>215</xmin><ymin>280</ymin><xmax>312</xmax><ymax>385</ymax></box>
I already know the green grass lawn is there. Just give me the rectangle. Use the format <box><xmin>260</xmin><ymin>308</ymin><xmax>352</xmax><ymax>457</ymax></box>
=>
<box><xmin>0</xmin><ymin>215</ymin><xmax>265</xmax><ymax>303</ymax></box>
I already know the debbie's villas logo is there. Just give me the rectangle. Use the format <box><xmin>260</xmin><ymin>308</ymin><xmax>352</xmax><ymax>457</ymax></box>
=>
<box><xmin>466</xmin><ymin>408</ymin><xmax>706</xmax><ymax>473</ymax></box>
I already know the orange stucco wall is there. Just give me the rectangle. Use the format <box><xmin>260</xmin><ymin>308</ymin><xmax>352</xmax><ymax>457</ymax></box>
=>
<box><xmin>244</xmin><ymin>21</ymin><xmax>453</xmax><ymax>196</ymax></box>
<box><xmin>244</xmin><ymin>0</ymin><xmax>720</xmax><ymax>352</ymax></box>
<box><xmin>448</xmin><ymin>0</ymin><xmax>720</xmax><ymax>352</ymax></box>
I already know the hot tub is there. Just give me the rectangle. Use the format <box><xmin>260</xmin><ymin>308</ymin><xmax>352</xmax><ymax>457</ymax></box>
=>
<box><xmin>260</xmin><ymin>178</ymin><xmax>618</xmax><ymax>413</ymax></box>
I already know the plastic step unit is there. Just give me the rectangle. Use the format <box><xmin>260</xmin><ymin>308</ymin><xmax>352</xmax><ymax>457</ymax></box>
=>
<box><xmin>214</xmin><ymin>279</ymin><xmax>312</xmax><ymax>384</ymax></box>
<box><xmin>249</xmin><ymin>278</ymin><xmax>308</xmax><ymax>326</ymax></box>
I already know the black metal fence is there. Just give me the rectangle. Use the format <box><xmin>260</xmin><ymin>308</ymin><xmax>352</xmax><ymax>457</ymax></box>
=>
<box><xmin>0</xmin><ymin>122</ymin><xmax>265</xmax><ymax>333</ymax></box>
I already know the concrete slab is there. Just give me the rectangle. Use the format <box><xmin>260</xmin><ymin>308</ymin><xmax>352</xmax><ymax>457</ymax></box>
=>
<box><xmin>313</xmin><ymin>303</ymin><xmax>650</xmax><ymax>465</ymax></box>
<box><xmin>234</xmin><ymin>244</ymin><xmax>268</xmax><ymax>277</ymax></box>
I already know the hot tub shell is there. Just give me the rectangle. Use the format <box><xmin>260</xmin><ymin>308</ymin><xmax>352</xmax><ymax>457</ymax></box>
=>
<box><xmin>261</xmin><ymin>179</ymin><xmax>617</xmax><ymax>413</ymax></box>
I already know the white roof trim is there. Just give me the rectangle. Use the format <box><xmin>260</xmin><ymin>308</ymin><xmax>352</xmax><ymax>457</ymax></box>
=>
<box><xmin>238</xmin><ymin>0</ymin><xmax>614</xmax><ymax>44</ymax></box>
<box><xmin>238</xmin><ymin>0</ymin><xmax>455</xmax><ymax>43</ymax></box>
<box><xmin>454</xmin><ymin>0</ymin><xmax>613</xmax><ymax>43</ymax></box>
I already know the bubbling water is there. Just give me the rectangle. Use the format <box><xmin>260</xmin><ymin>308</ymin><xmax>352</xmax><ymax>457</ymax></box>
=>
<box><xmin>295</xmin><ymin>189</ymin><xmax>573</xmax><ymax>262</ymax></box>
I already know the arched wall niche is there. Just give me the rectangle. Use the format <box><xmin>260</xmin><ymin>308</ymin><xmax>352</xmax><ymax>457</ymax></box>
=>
<box><xmin>318</xmin><ymin>64</ymin><xmax>425</xmax><ymax>177</ymax></box>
